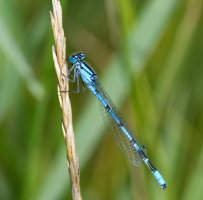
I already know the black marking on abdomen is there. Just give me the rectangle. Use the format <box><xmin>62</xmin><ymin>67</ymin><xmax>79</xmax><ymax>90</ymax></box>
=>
<box><xmin>129</xmin><ymin>139</ymin><xmax>137</xmax><ymax>147</ymax></box>
<box><xmin>130</xmin><ymin>138</ymin><xmax>136</xmax><ymax>145</ymax></box>
<box><xmin>118</xmin><ymin>120</ymin><xmax>123</xmax><ymax>127</ymax></box>
<box><xmin>147</xmin><ymin>160</ymin><xmax>156</xmax><ymax>173</ymax></box>
<box><xmin>162</xmin><ymin>183</ymin><xmax>167</xmax><ymax>189</ymax></box>
<box><xmin>105</xmin><ymin>105</ymin><xmax>111</xmax><ymax>111</ymax></box>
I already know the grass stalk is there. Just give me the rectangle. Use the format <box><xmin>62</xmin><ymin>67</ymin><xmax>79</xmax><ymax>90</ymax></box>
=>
<box><xmin>50</xmin><ymin>0</ymin><xmax>82</xmax><ymax>199</ymax></box>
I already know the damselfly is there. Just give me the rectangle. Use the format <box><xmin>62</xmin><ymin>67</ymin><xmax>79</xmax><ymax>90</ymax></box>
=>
<box><xmin>64</xmin><ymin>52</ymin><xmax>167</xmax><ymax>189</ymax></box>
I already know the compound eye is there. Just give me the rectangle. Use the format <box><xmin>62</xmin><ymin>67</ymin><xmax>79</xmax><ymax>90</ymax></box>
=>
<box><xmin>69</xmin><ymin>55</ymin><xmax>78</xmax><ymax>64</ymax></box>
<box><xmin>79</xmin><ymin>52</ymin><xmax>85</xmax><ymax>60</ymax></box>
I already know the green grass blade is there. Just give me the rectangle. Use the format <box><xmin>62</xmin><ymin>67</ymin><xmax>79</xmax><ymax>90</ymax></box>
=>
<box><xmin>0</xmin><ymin>18</ymin><xmax>44</xmax><ymax>99</ymax></box>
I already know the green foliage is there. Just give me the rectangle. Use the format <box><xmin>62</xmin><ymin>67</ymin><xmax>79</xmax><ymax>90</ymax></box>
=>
<box><xmin>0</xmin><ymin>0</ymin><xmax>203</xmax><ymax>199</ymax></box>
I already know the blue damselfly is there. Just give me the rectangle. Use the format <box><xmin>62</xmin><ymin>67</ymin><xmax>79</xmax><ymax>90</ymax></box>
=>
<box><xmin>64</xmin><ymin>52</ymin><xmax>167</xmax><ymax>189</ymax></box>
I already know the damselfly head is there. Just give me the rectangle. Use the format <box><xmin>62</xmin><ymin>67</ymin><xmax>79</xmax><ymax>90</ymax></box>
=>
<box><xmin>69</xmin><ymin>52</ymin><xmax>85</xmax><ymax>64</ymax></box>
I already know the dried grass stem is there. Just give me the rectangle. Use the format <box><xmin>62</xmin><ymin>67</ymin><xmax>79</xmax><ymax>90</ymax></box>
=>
<box><xmin>50</xmin><ymin>0</ymin><xmax>82</xmax><ymax>199</ymax></box>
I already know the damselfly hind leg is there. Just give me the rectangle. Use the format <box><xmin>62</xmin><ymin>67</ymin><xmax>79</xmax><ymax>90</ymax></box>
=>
<box><xmin>60</xmin><ymin>72</ymin><xmax>80</xmax><ymax>93</ymax></box>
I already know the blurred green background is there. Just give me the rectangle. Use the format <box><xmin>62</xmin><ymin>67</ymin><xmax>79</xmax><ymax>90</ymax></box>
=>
<box><xmin>0</xmin><ymin>0</ymin><xmax>203</xmax><ymax>199</ymax></box>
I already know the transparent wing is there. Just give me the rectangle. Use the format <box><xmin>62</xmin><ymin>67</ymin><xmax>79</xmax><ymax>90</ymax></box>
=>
<box><xmin>96</xmin><ymin>82</ymin><xmax>141</xmax><ymax>166</ymax></box>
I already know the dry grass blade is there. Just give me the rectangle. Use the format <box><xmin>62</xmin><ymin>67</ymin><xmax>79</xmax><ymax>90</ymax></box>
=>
<box><xmin>50</xmin><ymin>0</ymin><xmax>82</xmax><ymax>199</ymax></box>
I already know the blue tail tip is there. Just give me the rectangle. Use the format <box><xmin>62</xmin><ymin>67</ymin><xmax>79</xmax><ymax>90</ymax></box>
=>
<box><xmin>161</xmin><ymin>183</ymin><xmax>167</xmax><ymax>190</ymax></box>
